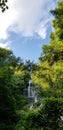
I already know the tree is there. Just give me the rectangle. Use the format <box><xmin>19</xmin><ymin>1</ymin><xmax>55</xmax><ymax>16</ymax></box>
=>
<box><xmin>0</xmin><ymin>48</ymin><xmax>21</xmax><ymax>130</ymax></box>
<box><xmin>31</xmin><ymin>0</ymin><xmax>63</xmax><ymax>129</ymax></box>
<box><xmin>15</xmin><ymin>1</ymin><xmax>63</xmax><ymax>129</ymax></box>
<box><xmin>11</xmin><ymin>65</ymin><xmax>30</xmax><ymax>110</ymax></box>
<box><xmin>25</xmin><ymin>60</ymin><xmax>37</xmax><ymax>73</ymax></box>
<box><xmin>24</xmin><ymin>98</ymin><xmax>63</xmax><ymax>130</ymax></box>
<box><xmin>32</xmin><ymin>0</ymin><xmax>63</xmax><ymax>97</ymax></box>
<box><xmin>50</xmin><ymin>0</ymin><xmax>63</xmax><ymax>40</ymax></box>
<box><xmin>0</xmin><ymin>48</ymin><xmax>32</xmax><ymax>129</ymax></box>
<box><xmin>0</xmin><ymin>0</ymin><xmax>8</xmax><ymax>12</ymax></box>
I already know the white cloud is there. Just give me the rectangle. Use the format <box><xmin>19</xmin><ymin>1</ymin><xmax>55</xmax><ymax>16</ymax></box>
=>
<box><xmin>0</xmin><ymin>1</ymin><xmax>17</xmax><ymax>39</ymax></box>
<box><xmin>38</xmin><ymin>27</ymin><xmax>47</xmax><ymax>39</ymax></box>
<box><xmin>0</xmin><ymin>0</ymin><xmax>57</xmax><ymax>40</ymax></box>
<box><xmin>0</xmin><ymin>42</ymin><xmax>11</xmax><ymax>49</ymax></box>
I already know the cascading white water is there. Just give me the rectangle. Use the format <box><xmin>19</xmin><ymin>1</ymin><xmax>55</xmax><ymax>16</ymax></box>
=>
<box><xmin>23</xmin><ymin>80</ymin><xmax>38</xmax><ymax>109</ymax></box>
<box><xmin>34</xmin><ymin>96</ymin><xmax>37</xmax><ymax>103</ymax></box>
<box><xmin>28</xmin><ymin>80</ymin><xmax>38</xmax><ymax>109</ymax></box>
<box><xmin>28</xmin><ymin>80</ymin><xmax>34</xmax><ymax>98</ymax></box>
<box><xmin>28</xmin><ymin>84</ymin><xmax>30</xmax><ymax>97</ymax></box>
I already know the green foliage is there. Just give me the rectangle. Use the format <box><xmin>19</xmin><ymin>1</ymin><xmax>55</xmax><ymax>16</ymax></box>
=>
<box><xmin>0</xmin><ymin>67</ymin><xmax>19</xmax><ymax>130</ymax></box>
<box><xmin>0</xmin><ymin>0</ymin><xmax>8</xmax><ymax>12</ymax></box>
<box><xmin>15</xmin><ymin>1</ymin><xmax>63</xmax><ymax>129</ymax></box>
<box><xmin>51</xmin><ymin>0</ymin><xmax>63</xmax><ymax>40</ymax></box>
<box><xmin>0</xmin><ymin>48</ymin><xmax>31</xmax><ymax>129</ymax></box>
<box><xmin>0</xmin><ymin>48</ymin><xmax>19</xmax><ymax>129</ymax></box>
<box><xmin>23</xmin><ymin>98</ymin><xmax>63</xmax><ymax>130</ymax></box>
<box><xmin>32</xmin><ymin>0</ymin><xmax>63</xmax><ymax>97</ymax></box>
<box><xmin>16</xmin><ymin>98</ymin><xmax>63</xmax><ymax>130</ymax></box>
<box><xmin>41</xmin><ymin>97</ymin><xmax>63</xmax><ymax>130</ymax></box>
<box><xmin>0</xmin><ymin>1</ymin><xmax>63</xmax><ymax>130</ymax></box>
<box><xmin>31</xmin><ymin>1</ymin><xmax>63</xmax><ymax>130</ymax></box>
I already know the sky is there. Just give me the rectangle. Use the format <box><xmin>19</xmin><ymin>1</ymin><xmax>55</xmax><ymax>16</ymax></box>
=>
<box><xmin>0</xmin><ymin>0</ymin><xmax>58</xmax><ymax>63</ymax></box>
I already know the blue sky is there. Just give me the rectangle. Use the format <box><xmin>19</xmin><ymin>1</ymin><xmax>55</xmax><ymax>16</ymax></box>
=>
<box><xmin>0</xmin><ymin>0</ymin><xmax>58</xmax><ymax>62</ymax></box>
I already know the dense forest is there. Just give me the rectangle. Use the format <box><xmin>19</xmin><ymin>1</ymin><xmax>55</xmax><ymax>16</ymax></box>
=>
<box><xmin>0</xmin><ymin>0</ymin><xmax>63</xmax><ymax>130</ymax></box>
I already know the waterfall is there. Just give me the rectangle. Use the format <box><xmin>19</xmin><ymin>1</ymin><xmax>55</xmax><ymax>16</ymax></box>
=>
<box><xmin>30</xmin><ymin>104</ymin><xmax>33</xmax><ymax>110</ymax></box>
<box><xmin>28</xmin><ymin>84</ymin><xmax>30</xmax><ymax>97</ymax></box>
<box><xmin>28</xmin><ymin>80</ymin><xmax>34</xmax><ymax>98</ymax></box>
<box><xmin>28</xmin><ymin>80</ymin><xmax>38</xmax><ymax>109</ymax></box>
<box><xmin>23</xmin><ymin>80</ymin><xmax>38</xmax><ymax>109</ymax></box>
<box><xmin>34</xmin><ymin>96</ymin><xmax>37</xmax><ymax>103</ymax></box>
